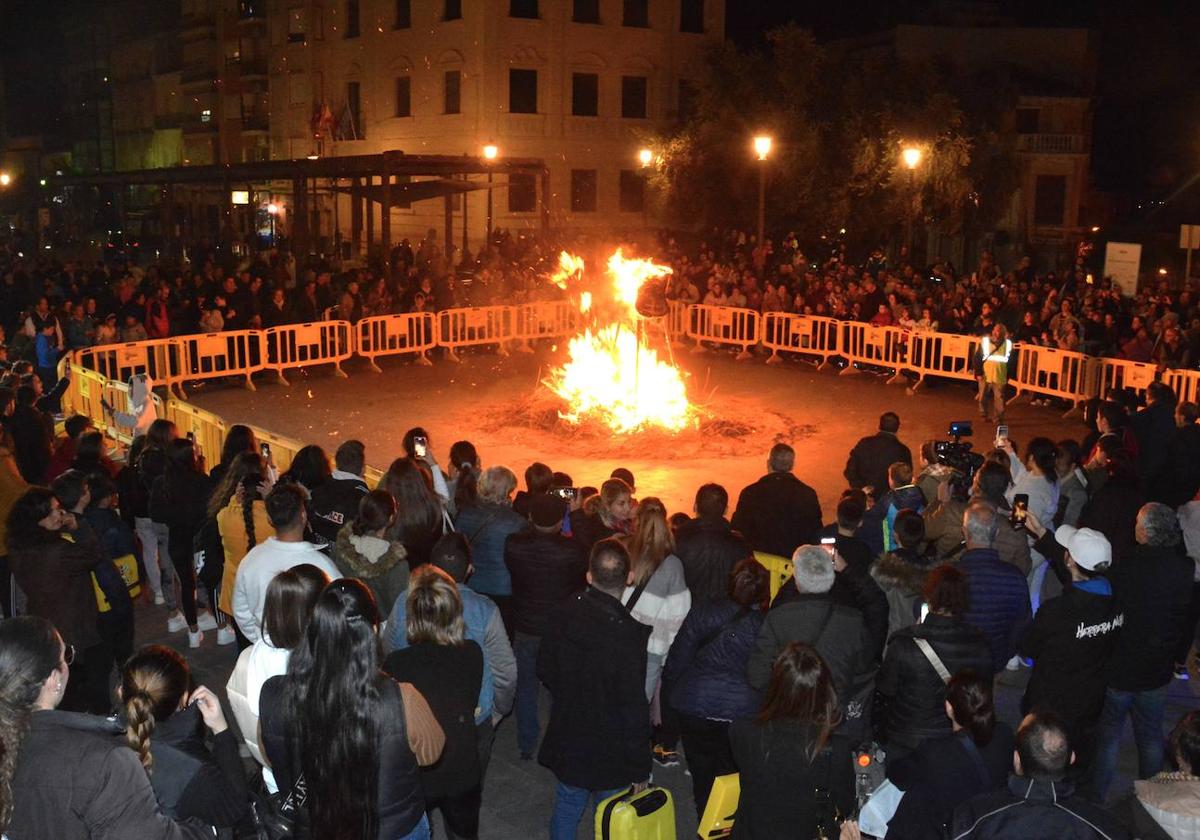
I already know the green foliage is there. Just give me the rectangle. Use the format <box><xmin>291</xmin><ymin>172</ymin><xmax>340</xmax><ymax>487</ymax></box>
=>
<box><xmin>649</xmin><ymin>25</ymin><xmax>1021</xmax><ymax>249</ymax></box>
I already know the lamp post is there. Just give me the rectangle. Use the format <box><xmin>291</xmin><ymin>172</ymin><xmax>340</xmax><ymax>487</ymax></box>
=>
<box><xmin>753</xmin><ymin>135</ymin><xmax>772</xmax><ymax>247</ymax></box>
<box><xmin>267</xmin><ymin>201</ymin><xmax>279</xmax><ymax>246</ymax></box>
<box><xmin>638</xmin><ymin>147</ymin><xmax>653</xmax><ymax>227</ymax></box>
<box><xmin>901</xmin><ymin>145</ymin><xmax>922</xmax><ymax>260</ymax></box>
<box><xmin>482</xmin><ymin>144</ymin><xmax>498</xmax><ymax>247</ymax></box>
<box><xmin>0</xmin><ymin>172</ymin><xmax>11</xmax><ymax>187</ymax></box>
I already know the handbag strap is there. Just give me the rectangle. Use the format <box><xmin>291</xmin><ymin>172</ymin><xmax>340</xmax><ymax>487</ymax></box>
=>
<box><xmin>811</xmin><ymin>602</ymin><xmax>836</xmax><ymax>647</ymax></box>
<box><xmin>624</xmin><ymin>575</ymin><xmax>651</xmax><ymax>613</ymax></box>
<box><xmin>913</xmin><ymin>637</ymin><xmax>952</xmax><ymax>684</ymax></box>
<box><xmin>957</xmin><ymin>733</ymin><xmax>993</xmax><ymax>789</ymax></box>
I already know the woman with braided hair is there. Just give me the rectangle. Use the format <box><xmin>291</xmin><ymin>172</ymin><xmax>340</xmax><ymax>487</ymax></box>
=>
<box><xmin>0</xmin><ymin>616</ymin><xmax>207</xmax><ymax>839</ymax></box>
<box><xmin>118</xmin><ymin>645</ymin><xmax>249</xmax><ymax>829</ymax></box>
<box><xmin>212</xmin><ymin>451</ymin><xmax>274</xmax><ymax>649</ymax></box>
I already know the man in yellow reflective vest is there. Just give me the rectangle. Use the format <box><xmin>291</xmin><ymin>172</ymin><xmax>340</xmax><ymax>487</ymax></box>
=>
<box><xmin>977</xmin><ymin>323</ymin><xmax>1013</xmax><ymax>422</ymax></box>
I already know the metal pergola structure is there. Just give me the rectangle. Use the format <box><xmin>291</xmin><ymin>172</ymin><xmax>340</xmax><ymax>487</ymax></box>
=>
<box><xmin>47</xmin><ymin>151</ymin><xmax>550</xmax><ymax>258</ymax></box>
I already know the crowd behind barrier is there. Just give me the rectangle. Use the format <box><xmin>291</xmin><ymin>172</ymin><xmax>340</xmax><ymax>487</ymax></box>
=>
<box><xmin>57</xmin><ymin>301</ymin><xmax>1200</xmax><ymax>425</ymax></box>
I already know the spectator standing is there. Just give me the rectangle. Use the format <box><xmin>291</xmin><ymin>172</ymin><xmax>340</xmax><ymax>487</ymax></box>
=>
<box><xmin>231</xmin><ymin>483</ymin><xmax>339</xmax><ymax>644</ymax></box>
<box><xmin>663</xmin><ymin>558</ymin><xmax>769</xmax><ymax>817</ymax></box>
<box><xmin>732</xmin><ymin>443</ymin><xmax>822</xmax><ymax>558</ymax></box>
<box><xmin>869</xmin><ymin>509</ymin><xmax>932</xmax><ymax>638</ymax></box>
<box><xmin>1093</xmin><ymin>503</ymin><xmax>1194</xmax><ymax>801</ymax></box>
<box><xmin>333</xmin><ymin>489</ymin><xmax>410</xmax><ymax>618</ymax></box>
<box><xmin>572</xmin><ymin>477</ymin><xmax>633</xmax><ymax>554</ymax></box>
<box><xmin>10</xmin><ymin>384</ymin><xmax>53</xmax><ymax>484</ymax></box>
<box><xmin>258</xmin><ymin>579</ymin><xmax>446</xmax><ymax>840</ymax></box>
<box><xmin>0</xmin><ymin>617</ymin><xmax>209</xmax><ymax>840</ymax></box>
<box><xmin>1017</xmin><ymin>517</ymin><xmax>1121</xmax><ymax>790</ymax></box>
<box><xmin>504</xmin><ymin>493</ymin><xmax>587</xmax><ymax>760</ymax></box>
<box><xmin>1131</xmin><ymin>382</ymin><xmax>1178</xmax><ymax>496</ymax></box>
<box><xmin>79</xmin><ymin>473</ymin><xmax>136</xmax><ymax>665</ymax></box>
<box><xmin>957</xmin><ymin>503</ymin><xmax>1031</xmax><ymax>673</ymax></box>
<box><xmin>845</xmin><ymin>412</ymin><xmax>913</xmax><ymax>495</ymax></box>
<box><xmin>212</xmin><ymin>452</ymin><xmax>274</xmax><ymax>647</ymax></box>
<box><xmin>976</xmin><ymin>323</ymin><xmax>1014</xmax><ymax>422</ymax></box>
<box><xmin>384</xmin><ymin>569</ymin><xmax>485</xmax><ymax>840</ymax></box>
<box><xmin>1161</xmin><ymin>402</ymin><xmax>1200</xmax><ymax>508</ymax></box>
<box><xmin>454</xmin><ymin>465</ymin><xmax>529</xmax><ymax>635</ymax></box>
<box><xmin>117</xmin><ymin>646</ymin><xmax>249</xmax><ymax>830</ymax></box>
<box><xmin>308</xmin><ymin>438</ymin><xmax>369</xmax><ymax>546</ymax></box>
<box><xmin>379</xmin><ymin>456</ymin><xmax>445</xmax><ymax>570</ymax></box>
<box><xmin>537</xmin><ymin>539</ymin><xmax>651</xmax><ymax>840</ymax></box>
<box><xmin>875</xmin><ymin>566</ymin><xmax>993</xmax><ymax>760</ymax></box>
<box><xmin>730</xmin><ymin>643</ymin><xmax>854</xmax><ymax>840</ymax></box>
<box><xmin>951</xmin><ymin>712</ymin><xmax>1130</xmax><ymax>839</ymax></box>
<box><xmin>1004</xmin><ymin>436</ymin><xmax>1060</xmax><ymax>611</ymax></box>
<box><xmin>674</xmin><ymin>483</ymin><xmax>752</xmax><ymax>605</ymax></box>
<box><xmin>827</xmin><ymin>495</ymin><xmax>889</xmax><ymax>662</ymax></box>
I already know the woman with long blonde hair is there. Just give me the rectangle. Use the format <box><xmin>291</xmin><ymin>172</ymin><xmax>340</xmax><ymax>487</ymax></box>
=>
<box><xmin>620</xmin><ymin>497</ymin><xmax>691</xmax><ymax>763</ymax></box>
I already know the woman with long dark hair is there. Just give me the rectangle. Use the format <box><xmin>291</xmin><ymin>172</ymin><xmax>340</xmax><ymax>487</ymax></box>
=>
<box><xmin>729</xmin><ymin>643</ymin><xmax>853</xmax><ymax>839</ymax></box>
<box><xmin>663</xmin><ymin>558</ymin><xmax>768</xmax><ymax>817</ymax></box>
<box><xmin>282</xmin><ymin>444</ymin><xmax>332</xmax><ymax>493</ymax></box>
<box><xmin>133</xmin><ymin>420</ymin><xmax>180</xmax><ymax>617</ymax></box>
<box><xmin>883</xmin><ymin>671</ymin><xmax>1013</xmax><ymax>839</ymax></box>
<box><xmin>379</xmin><ymin>457</ymin><xmax>445</xmax><ymax>570</ymax></box>
<box><xmin>445</xmin><ymin>440</ymin><xmax>479</xmax><ymax>517</ymax></box>
<box><xmin>6</xmin><ymin>487</ymin><xmax>110</xmax><ymax>713</ymax></box>
<box><xmin>384</xmin><ymin>568</ymin><xmax>484</xmax><ymax>839</ymax></box>
<box><xmin>212</xmin><ymin>451</ymin><xmax>273</xmax><ymax>649</ymax></box>
<box><xmin>0</xmin><ymin>616</ymin><xmax>207</xmax><ymax>838</ymax></box>
<box><xmin>119</xmin><ymin>645</ymin><xmax>249</xmax><ymax>830</ymax></box>
<box><xmin>402</xmin><ymin>426</ymin><xmax>452</xmax><ymax>505</ymax></box>
<box><xmin>151</xmin><ymin>438</ymin><xmax>216</xmax><ymax>647</ymax></box>
<box><xmin>1005</xmin><ymin>436</ymin><xmax>1060</xmax><ymax>610</ymax></box>
<box><xmin>334</xmin><ymin>489</ymin><xmax>410</xmax><ymax>617</ymax></box>
<box><xmin>70</xmin><ymin>429</ymin><xmax>117</xmax><ymax>477</ymax></box>
<box><xmin>209</xmin><ymin>424</ymin><xmax>259</xmax><ymax>487</ymax></box>
<box><xmin>258</xmin><ymin>579</ymin><xmax>446</xmax><ymax>839</ymax></box>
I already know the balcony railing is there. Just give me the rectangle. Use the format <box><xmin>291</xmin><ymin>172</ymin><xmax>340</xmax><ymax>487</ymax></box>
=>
<box><xmin>1016</xmin><ymin>133</ymin><xmax>1085</xmax><ymax>154</ymax></box>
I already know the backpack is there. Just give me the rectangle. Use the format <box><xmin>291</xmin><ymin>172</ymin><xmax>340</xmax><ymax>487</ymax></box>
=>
<box><xmin>193</xmin><ymin>516</ymin><xmax>225</xmax><ymax>590</ymax></box>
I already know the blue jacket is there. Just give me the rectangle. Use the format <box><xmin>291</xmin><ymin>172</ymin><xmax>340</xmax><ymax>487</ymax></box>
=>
<box><xmin>383</xmin><ymin>581</ymin><xmax>500</xmax><ymax>725</ymax></box>
<box><xmin>454</xmin><ymin>501</ymin><xmax>529</xmax><ymax>596</ymax></box>
<box><xmin>663</xmin><ymin>598</ymin><xmax>764</xmax><ymax>722</ymax></box>
<box><xmin>958</xmin><ymin>547</ymin><xmax>1031</xmax><ymax>673</ymax></box>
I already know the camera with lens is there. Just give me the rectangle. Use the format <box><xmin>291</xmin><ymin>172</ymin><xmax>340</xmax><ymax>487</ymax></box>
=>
<box><xmin>933</xmin><ymin>421</ymin><xmax>984</xmax><ymax>497</ymax></box>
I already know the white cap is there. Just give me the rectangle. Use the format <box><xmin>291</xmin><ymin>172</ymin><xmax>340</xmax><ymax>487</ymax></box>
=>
<box><xmin>1055</xmin><ymin>525</ymin><xmax>1112</xmax><ymax>572</ymax></box>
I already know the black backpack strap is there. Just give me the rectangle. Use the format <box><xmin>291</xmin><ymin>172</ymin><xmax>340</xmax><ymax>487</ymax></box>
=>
<box><xmin>957</xmin><ymin>732</ymin><xmax>993</xmax><ymax>789</ymax></box>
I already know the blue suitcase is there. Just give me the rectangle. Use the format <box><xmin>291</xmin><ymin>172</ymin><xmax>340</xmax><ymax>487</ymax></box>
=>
<box><xmin>594</xmin><ymin>785</ymin><xmax>676</xmax><ymax>839</ymax></box>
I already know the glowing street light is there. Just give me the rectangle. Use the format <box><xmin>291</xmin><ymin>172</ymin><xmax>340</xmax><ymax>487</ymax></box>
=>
<box><xmin>638</xmin><ymin>148</ymin><xmax>653</xmax><ymax>168</ymax></box>
<box><xmin>0</xmin><ymin>172</ymin><xmax>11</xmax><ymax>187</ymax></box>
<box><xmin>482</xmin><ymin>144</ymin><xmax>499</xmax><ymax>243</ymax></box>
<box><xmin>901</xmin><ymin>145</ymin><xmax>924</xmax><ymax>260</ymax></box>
<box><xmin>902</xmin><ymin>146</ymin><xmax>923</xmax><ymax>170</ymax></box>
<box><xmin>482</xmin><ymin>144</ymin><xmax>499</xmax><ymax>161</ymax></box>
<box><xmin>753</xmin><ymin>134</ymin><xmax>773</xmax><ymax>245</ymax></box>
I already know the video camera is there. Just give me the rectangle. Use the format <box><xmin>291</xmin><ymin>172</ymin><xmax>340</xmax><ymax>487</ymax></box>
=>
<box><xmin>933</xmin><ymin>421</ymin><xmax>984</xmax><ymax>496</ymax></box>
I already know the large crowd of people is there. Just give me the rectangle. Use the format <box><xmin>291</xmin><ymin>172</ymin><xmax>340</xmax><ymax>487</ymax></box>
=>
<box><xmin>0</xmin><ymin>336</ymin><xmax>1198</xmax><ymax>839</ymax></box>
<box><xmin>2</xmin><ymin>228</ymin><xmax>1198</xmax><ymax>381</ymax></box>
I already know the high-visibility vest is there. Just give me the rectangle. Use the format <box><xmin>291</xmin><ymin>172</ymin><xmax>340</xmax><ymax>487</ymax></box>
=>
<box><xmin>980</xmin><ymin>336</ymin><xmax>1012</xmax><ymax>363</ymax></box>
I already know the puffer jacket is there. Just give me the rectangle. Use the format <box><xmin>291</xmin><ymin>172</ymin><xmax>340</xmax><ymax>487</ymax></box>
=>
<box><xmin>958</xmin><ymin>547</ymin><xmax>1031</xmax><ymax>673</ymax></box>
<box><xmin>870</xmin><ymin>549</ymin><xmax>936</xmax><ymax>640</ymax></box>
<box><xmin>454</xmin><ymin>501</ymin><xmax>528</xmax><ymax>596</ymax></box>
<box><xmin>673</xmin><ymin>516</ymin><xmax>752</xmax><ymax>605</ymax></box>
<box><xmin>333</xmin><ymin>524</ymin><xmax>410</xmax><ymax>618</ymax></box>
<box><xmin>504</xmin><ymin>530</ymin><xmax>588</xmax><ymax>638</ymax></box>
<box><xmin>1134</xmin><ymin>773</ymin><xmax>1200</xmax><ymax>840</ymax></box>
<box><xmin>663</xmin><ymin>597</ymin><xmax>764</xmax><ymax>722</ymax></box>
<box><xmin>876</xmin><ymin>614</ymin><xmax>993</xmax><ymax>758</ymax></box>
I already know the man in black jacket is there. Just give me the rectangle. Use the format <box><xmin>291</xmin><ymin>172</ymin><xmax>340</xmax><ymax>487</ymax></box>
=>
<box><xmin>538</xmin><ymin>538</ymin><xmax>650</xmax><ymax>839</ymax></box>
<box><xmin>308</xmin><ymin>439</ymin><xmax>368</xmax><ymax>546</ymax></box>
<box><xmin>1092</xmin><ymin>502</ymin><xmax>1193</xmax><ymax>801</ymax></box>
<box><xmin>11</xmin><ymin>383</ymin><xmax>54</xmax><ymax>484</ymax></box>
<box><xmin>844</xmin><ymin>411</ymin><xmax>913</xmax><ymax>495</ymax></box>
<box><xmin>731</xmin><ymin>443</ymin><xmax>822</xmax><ymax>559</ymax></box>
<box><xmin>748</xmin><ymin>545</ymin><xmax>874</xmax><ymax>735</ymax></box>
<box><xmin>1160</xmin><ymin>401</ymin><xmax>1200</xmax><ymax>507</ymax></box>
<box><xmin>1017</xmin><ymin>519</ymin><xmax>1121</xmax><ymax>792</ymax></box>
<box><xmin>505</xmin><ymin>493</ymin><xmax>587</xmax><ymax>759</ymax></box>
<box><xmin>674</xmin><ymin>483</ymin><xmax>752</xmax><ymax>604</ymax></box>
<box><xmin>1130</xmin><ymin>381</ymin><xmax>1177</xmax><ymax>495</ymax></box>
<box><xmin>951</xmin><ymin>712</ymin><xmax>1131</xmax><ymax>839</ymax></box>
<box><xmin>827</xmin><ymin>495</ymin><xmax>889</xmax><ymax>662</ymax></box>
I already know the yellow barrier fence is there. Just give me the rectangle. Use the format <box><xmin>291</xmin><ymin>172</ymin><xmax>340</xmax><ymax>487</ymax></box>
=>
<box><xmin>163</xmin><ymin>398</ymin><xmax>227</xmax><ymax>467</ymax></box>
<box><xmin>754</xmin><ymin>551</ymin><xmax>793</xmax><ymax>602</ymax></box>
<box><xmin>77</xmin><ymin>338</ymin><xmax>184</xmax><ymax>396</ymax></box>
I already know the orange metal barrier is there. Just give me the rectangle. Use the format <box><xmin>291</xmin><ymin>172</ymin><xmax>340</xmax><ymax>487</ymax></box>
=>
<box><xmin>355</xmin><ymin>313</ymin><xmax>436</xmax><ymax>371</ymax></box>
<box><xmin>175</xmin><ymin>330</ymin><xmax>263</xmax><ymax>392</ymax></box>
<box><xmin>686</xmin><ymin>304</ymin><xmax>761</xmax><ymax>360</ymax></box>
<box><xmin>839</xmin><ymin>323</ymin><xmax>913</xmax><ymax>384</ymax></box>
<box><xmin>163</xmin><ymin>398</ymin><xmax>227</xmax><ymax>467</ymax></box>
<box><xmin>907</xmin><ymin>331</ymin><xmax>980</xmax><ymax>390</ymax></box>
<box><xmin>436</xmin><ymin>306</ymin><xmax>515</xmax><ymax>362</ymax></box>
<box><xmin>1163</xmin><ymin>368</ymin><xmax>1200</xmax><ymax>404</ymax></box>
<box><xmin>264</xmin><ymin>321</ymin><xmax>354</xmax><ymax>384</ymax></box>
<box><xmin>1099</xmin><ymin>358</ymin><xmax>1158</xmax><ymax>402</ymax></box>
<box><xmin>762</xmin><ymin>312</ymin><xmax>841</xmax><ymax>367</ymax></box>
<box><xmin>1010</xmin><ymin>344</ymin><xmax>1101</xmax><ymax>414</ymax></box>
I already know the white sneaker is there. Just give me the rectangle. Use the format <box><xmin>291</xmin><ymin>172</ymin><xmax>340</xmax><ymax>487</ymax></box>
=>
<box><xmin>167</xmin><ymin>613</ymin><xmax>188</xmax><ymax>633</ymax></box>
<box><xmin>153</xmin><ymin>591</ymin><xmax>166</xmax><ymax>605</ymax></box>
<box><xmin>217</xmin><ymin>626</ymin><xmax>237</xmax><ymax>646</ymax></box>
<box><xmin>188</xmin><ymin>629</ymin><xmax>204</xmax><ymax>648</ymax></box>
<box><xmin>195</xmin><ymin>611</ymin><xmax>218</xmax><ymax>631</ymax></box>
<box><xmin>1005</xmin><ymin>655</ymin><xmax>1022</xmax><ymax>671</ymax></box>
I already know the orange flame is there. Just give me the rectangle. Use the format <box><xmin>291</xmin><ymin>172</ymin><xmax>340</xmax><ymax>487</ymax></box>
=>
<box><xmin>545</xmin><ymin>249</ymin><xmax>691</xmax><ymax>433</ymax></box>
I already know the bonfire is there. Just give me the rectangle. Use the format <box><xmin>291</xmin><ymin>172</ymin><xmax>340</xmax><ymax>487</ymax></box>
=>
<box><xmin>543</xmin><ymin>249</ymin><xmax>693</xmax><ymax>434</ymax></box>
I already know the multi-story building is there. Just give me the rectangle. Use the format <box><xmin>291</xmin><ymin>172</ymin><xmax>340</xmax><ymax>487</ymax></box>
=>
<box><xmin>266</xmin><ymin>0</ymin><xmax>724</xmax><ymax>245</ymax></box>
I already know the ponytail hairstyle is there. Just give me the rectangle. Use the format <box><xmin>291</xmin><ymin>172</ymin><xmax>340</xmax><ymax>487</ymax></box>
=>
<box><xmin>240</xmin><ymin>473</ymin><xmax>262</xmax><ymax>550</ymax></box>
<box><xmin>946</xmin><ymin>670</ymin><xmax>996</xmax><ymax>747</ymax></box>
<box><xmin>207</xmin><ymin>450</ymin><xmax>266</xmax><ymax>519</ymax></box>
<box><xmin>120</xmin><ymin>645</ymin><xmax>191</xmax><ymax>774</ymax></box>
<box><xmin>351</xmin><ymin>490</ymin><xmax>397</xmax><ymax>538</ymax></box>
<box><xmin>0</xmin><ymin>617</ymin><xmax>61</xmax><ymax>833</ymax></box>
<box><xmin>450</xmin><ymin>441</ymin><xmax>479</xmax><ymax>511</ymax></box>
<box><xmin>626</xmin><ymin>497</ymin><xmax>674</xmax><ymax>587</ymax></box>
<box><xmin>1025</xmin><ymin>437</ymin><xmax>1059</xmax><ymax>487</ymax></box>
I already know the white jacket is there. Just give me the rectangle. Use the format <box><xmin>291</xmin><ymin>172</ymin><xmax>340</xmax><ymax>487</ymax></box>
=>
<box><xmin>231</xmin><ymin>537</ymin><xmax>340</xmax><ymax>643</ymax></box>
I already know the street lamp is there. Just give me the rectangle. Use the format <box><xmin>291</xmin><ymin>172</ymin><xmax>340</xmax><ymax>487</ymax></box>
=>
<box><xmin>267</xmin><ymin>202</ymin><xmax>279</xmax><ymax>244</ymax></box>
<box><xmin>482</xmin><ymin>144</ymin><xmax>499</xmax><ymax>246</ymax></box>
<box><xmin>0</xmin><ymin>173</ymin><xmax>11</xmax><ymax>187</ymax></box>
<box><xmin>753</xmin><ymin>135</ymin><xmax>772</xmax><ymax>246</ymax></box>
<box><xmin>901</xmin><ymin>145</ymin><xmax>923</xmax><ymax>260</ymax></box>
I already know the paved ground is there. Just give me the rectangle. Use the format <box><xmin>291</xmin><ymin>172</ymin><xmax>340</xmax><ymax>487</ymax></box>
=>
<box><xmin>141</xmin><ymin>346</ymin><xmax>1200</xmax><ymax>838</ymax></box>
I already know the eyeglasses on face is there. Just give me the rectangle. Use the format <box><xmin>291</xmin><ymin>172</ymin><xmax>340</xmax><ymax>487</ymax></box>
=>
<box><xmin>63</xmin><ymin>644</ymin><xmax>75</xmax><ymax>666</ymax></box>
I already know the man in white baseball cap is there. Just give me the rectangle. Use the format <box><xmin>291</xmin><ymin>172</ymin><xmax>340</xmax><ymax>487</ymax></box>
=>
<box><xmin>1016</xmin><ymin>523</ymin><xmax>1122</xmax><ymax>795</ymax></box>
